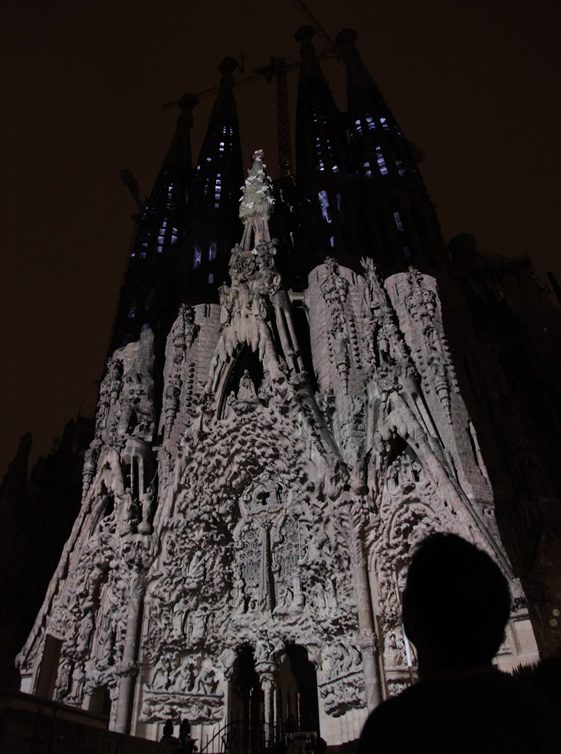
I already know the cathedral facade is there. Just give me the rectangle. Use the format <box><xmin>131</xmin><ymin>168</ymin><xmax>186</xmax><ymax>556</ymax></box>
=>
<box><xmin>16</xmin><ymin>26</ymin><xmax>560</xmax><ymax>749</ymax></box>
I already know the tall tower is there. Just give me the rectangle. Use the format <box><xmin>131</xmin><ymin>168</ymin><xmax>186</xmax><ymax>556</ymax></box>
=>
<box><xmin>111</xmin><ymin>93</ymin><xmax>199</xmax><ymax>351</ymax></box>
<box><xmin>185</xmin><ymin>57</ymin><xmax>244</xmax><ymax>303</ymax></box>
<box><xmin>293</xmin><ymin>26</ymin><xmax>350</xmax><ymax>274</ymax></box>
<box><xmin>18</xmin><ymin>147</ymin><xmax>539</xmax><ymax>747</ymax></box>
<box><xmin>337</xmin><ymin>29</ymin><xmax>446</xmax><ymax>275</ymax></box>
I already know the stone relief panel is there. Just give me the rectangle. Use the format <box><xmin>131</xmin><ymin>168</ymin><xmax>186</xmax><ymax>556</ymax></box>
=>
<box><xmin>318</xmin><ymin>641</ymin><xmax>365</xmax><ymax>717</ymax></box>
<box><xmin>274</xmin><ymin>516</ymin><xmax>304</xmax><ymax>613</ymax></box>
<box><xmin>141</xmin><ymin>652</ymin><xmax>224</xmax><ymax>725</ymax></box>
<box><xmin>237</xmin><ymin>522</ymin><xmax>262</xmax><ymax>612</ymax></box>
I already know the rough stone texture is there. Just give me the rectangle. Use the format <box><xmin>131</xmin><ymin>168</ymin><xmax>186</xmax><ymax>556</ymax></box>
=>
<box><xmin>17</xmin><ymin>154</ymin><xmax>539</xmax><ymax>745</ymax></box>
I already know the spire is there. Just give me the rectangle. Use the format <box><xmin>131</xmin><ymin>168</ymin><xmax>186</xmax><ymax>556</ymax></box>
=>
<box><xmin>294</xmin><ymin>26</ymin><xmax>347</xmax><ymax>182</ymax></box>
<box><xmin>186</xmin><ymin>58</ymin><xmax>244</xmax><ymax>302</ymax></box>
<box><xmin>111</xmin><ymin>94</ymin><xmax>198</xmax><ymax>349</ymax></box>
<box><xmin>163</xmin><ymin>93</ymin><xmax>200</xmax><ymax>170</ymax></box>
<box><xmin>336</xmin><ymin>29</ymin><xmax>417</xmax><ymax>182</ymax></box>
<box><xmin>190</xmin><ymin>57</ymin><xmax>244</xmax><ymax>217</ymax></box>
<box><xmin>239</xmin><ymin>149</ymin><xmax>274</xmax><ymax>251</ymax></box>
<box><xmin>336</xmin><ymin>29</ymin><xmax>446</xmax><ymax>274</ymax></box>
<box><xmin>206</xmin><ymin>150</ymin><xmax>293</xmax><ymax>399</ymax></box>
<box><xmin>292</xmin><ymin>26</ymin><xmax>354</xmax><ymax>270</ymax></box>
<box><xmin>132</xmin><ymin>93</ymin><xmax>199</xmax><ymax>261</ymax></box>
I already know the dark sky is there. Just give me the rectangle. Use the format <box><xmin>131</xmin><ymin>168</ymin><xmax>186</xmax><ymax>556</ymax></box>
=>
<box><xmin>1</xmin><ymin>0</ymin><xmax>560</xmax><ymax>475</ymax></box>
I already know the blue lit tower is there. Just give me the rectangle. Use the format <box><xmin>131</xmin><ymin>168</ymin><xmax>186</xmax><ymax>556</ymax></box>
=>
<box><xmin>336</xmin><ymin>29</ymin><xmax>447</xmax><ymax>274</ymax></box>
<box><xmin>111</xmin><ymin>93</ymin><xmax>199</xmax><ymax>350</ymax></box>
<box><xmin>293</xmin><ymin>26</ymin><xmax>351</xmax><ymax>273</ymax></box>
<box><xmin>185</xmin><ymin>57</ymin><xmax>244</xmax><ymax>303</ymax></box>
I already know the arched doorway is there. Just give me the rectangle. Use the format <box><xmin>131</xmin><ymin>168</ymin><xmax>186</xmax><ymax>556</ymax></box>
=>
<box><xmin>277</xmin><ymin>645</ymin><xmax>319</xmax><ymax>737</ymax></box>
<box><xmin>228</xmin><ymin>644</ymin><xmax>320</xmax><ymax>754</ymax></box>
<box><xmin>229</xmin><ymin>646</ymin><xmax>264</xmax><ymax>754</ymax></box>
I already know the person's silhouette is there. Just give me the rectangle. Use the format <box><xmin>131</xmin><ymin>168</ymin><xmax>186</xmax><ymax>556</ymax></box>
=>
<box><xmin>358</xmin><ymin>533</ymin><xmax>560</xmax><ymax>753</ymax></box>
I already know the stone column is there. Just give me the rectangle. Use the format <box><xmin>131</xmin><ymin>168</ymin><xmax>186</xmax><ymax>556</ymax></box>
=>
<box><xmin>258</xmin><ymin>668</ymin><xmax>277</xmax><ymax>747</ymax></box>
<box><xmin>274</xmin><ymin>305</ymin><xmax>294</xmax><ymax>364</ymax></box>
<box><xmin>344</xmin><ymin>498</ymin><xmax>382</xmax><ymax>711</ymax></box>
<box><xmin>259</xmin><ymin>525</ymin><xmax>274</xmax><ymax>612</ymax></box>
<box><xmin>114</xmin><ymin>565</ymin><xmax>146</xmax><ymax>733</ymax></box>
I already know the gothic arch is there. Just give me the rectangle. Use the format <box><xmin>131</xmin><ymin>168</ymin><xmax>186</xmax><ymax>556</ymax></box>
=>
<box><xmin>217</xmin><ymin>345</ymin><xmax>265</xmax><ymax>418</ymax></box>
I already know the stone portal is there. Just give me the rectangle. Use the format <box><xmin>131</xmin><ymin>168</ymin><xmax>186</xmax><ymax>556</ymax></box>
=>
<box><xmin>228</xmin><ymin>644</ymin><xmax>319</xmax><ymax>754</ymax></box>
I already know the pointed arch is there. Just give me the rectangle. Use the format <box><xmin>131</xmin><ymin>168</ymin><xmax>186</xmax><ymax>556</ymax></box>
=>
<box><xmin>217</xmin><ymin>346</ymin><xmax>265</xmax><ymax>418</ymax></box>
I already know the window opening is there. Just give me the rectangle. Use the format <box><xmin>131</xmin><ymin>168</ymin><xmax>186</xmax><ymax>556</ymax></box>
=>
<box><xmin>376</xmin><ymin>146</ymin><xmax>388</xmax><ymax>175</ymax></box>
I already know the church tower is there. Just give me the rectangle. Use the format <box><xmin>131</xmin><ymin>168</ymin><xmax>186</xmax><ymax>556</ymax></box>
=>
<box><xmin>18</xmin><ymin>140</ymin><xmax>539</xmax><ymax>747</ymax></box>
<box><xmin>185</xmin><ymin>57</ymin><xmax>244</xmax><ymax>304</ymax></box>
<box><xmin>336</xmin><ymin>29</ymin><xmax>446</xmax><ymax>275</ymax></box>
<box><xmin>111</xmin><ymin>93</ymin><xmax>198</xmax><ymax>351</ymax></box>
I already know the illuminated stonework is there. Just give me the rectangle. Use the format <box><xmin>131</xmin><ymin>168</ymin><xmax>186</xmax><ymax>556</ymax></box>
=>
<box><xmin>17</xmin><ymin>152</ymin><xmax>539</xmax><ymax>746</ymax></box>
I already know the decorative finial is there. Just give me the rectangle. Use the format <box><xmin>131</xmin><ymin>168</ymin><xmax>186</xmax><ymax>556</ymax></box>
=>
<box><xmin>239</xmin><ymin>150</ymin><xmax>275</xmax><ymax>251</ymax></box>
<box><xmin>177</xmin><ymin>93</ymin><xmax>199</xmax><ymax>112</ymax></box>
<box><xmin>335</xmin><ymin>29</ymin><xmax>358</xmax><ymax>48</ymax></box>
<box><xmin>294</xmin><ymin>25</ymin><xmax>315</xmax><ymax>45</ymax></box>
<box><xmin>219</xmin><ymin>57</ymin><xmax>239</xmax><ymax>77</ymax></box>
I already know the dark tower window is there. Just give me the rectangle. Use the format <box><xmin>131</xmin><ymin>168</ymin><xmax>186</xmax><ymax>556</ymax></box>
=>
<box><xmin>393</xmin><ymin>210</ymin><xmax>405</xmax><ymax>232</ymax></box>
<box><xmin>375</xmin><ymin>146</ymin><xmax>388</xmax><ymax>175</ymax></box>
<box><xmin>317</xmin><ymin>191</ymin><xmax>332</xmax><ymax>224</ymax></box>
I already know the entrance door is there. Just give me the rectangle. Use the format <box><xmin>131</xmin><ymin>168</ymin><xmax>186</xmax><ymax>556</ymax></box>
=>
<box><xmin>229</xmin><ymin>644</ymin><xmax>320</xmax><ymax>754</ymax></box>
<box><xmin>229</xmin><ymin>646</ymin><xmax>264</xmax><ymax>754</ymax></box>
<box><xmin>277</xmin><ymin>645</ymin><xmax>319</xmax><ymax>736</ymax></box>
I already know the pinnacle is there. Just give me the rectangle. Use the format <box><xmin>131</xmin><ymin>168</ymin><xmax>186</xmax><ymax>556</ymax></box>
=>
<box><xmin>239</xmin><ymin>150</ymin><xmax>275</xmax><ymax>250</ymax></box>
<box><xmin>218</xmin><ymin>57</ymin><xmax>239</xmax><ymax>77</ymax></box>
<box><xmin>335</xmin><ymin>28</ymin><xmax>358</xmax><ymax>47</ymax></box>
<box><xmin>294</xmin><ymin>25</ymin><xmax>315</xmax><ymax>45</ymax></box>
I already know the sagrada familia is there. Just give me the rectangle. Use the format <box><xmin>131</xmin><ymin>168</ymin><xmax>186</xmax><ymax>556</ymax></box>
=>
<box><xmin>7</xmin><ymin>25</ymin><xmax>561</xmax><ymax>750</ymax></box>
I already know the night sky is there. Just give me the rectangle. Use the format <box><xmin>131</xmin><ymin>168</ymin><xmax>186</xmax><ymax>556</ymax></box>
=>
<box><xmin>1</xmin><ymin>0</ymin><xmax>560</xmax><ymax>476</ymax></box>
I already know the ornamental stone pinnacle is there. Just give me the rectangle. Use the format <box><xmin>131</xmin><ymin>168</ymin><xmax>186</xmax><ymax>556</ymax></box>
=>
<box><xmin>239</xmin><ymin>149</ymin><xmax>275</xmax><ymax>251</ymax></box>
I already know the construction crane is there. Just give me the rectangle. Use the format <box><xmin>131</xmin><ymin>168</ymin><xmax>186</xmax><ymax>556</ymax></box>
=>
<box><xmin>120</xmin><ymin>168</ymin><xmax>145</xmax><ymax>213</ymax></box>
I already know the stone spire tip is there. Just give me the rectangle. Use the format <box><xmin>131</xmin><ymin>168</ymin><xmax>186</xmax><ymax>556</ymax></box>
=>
<box><xmin>295</xmin><ymin>25</ymin><xmax>315</xmax><ymax>46</ymax></box>
<box><xmin>335</xmin><ymin>29</ymin><xmax>358</xmax><ymax>48</ymax></box>
<box><xmin>239</xmin><ymin>150</ymin><xmax>274</xmax><ymax>250</ymax></box>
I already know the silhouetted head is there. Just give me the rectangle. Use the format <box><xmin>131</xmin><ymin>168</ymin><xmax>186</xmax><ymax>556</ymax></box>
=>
<box><xmin>179</xmin><ymin>718</ymin><xmax>191</xmax><ymax>737</ymax></box>
<box><xmin>162</xmin><ymin>720</ymin><xmax>174</xmax><ymax>738</ymax></box>
<box><xmin>403</xmin><ymin>533</ymin><xmax>511</xmax><ymax>673</ymax></box>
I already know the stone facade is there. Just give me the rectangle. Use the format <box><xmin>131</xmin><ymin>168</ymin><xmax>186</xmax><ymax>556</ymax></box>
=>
<box><xmin>17</xmin><ymin>153</ymin><xmax>539</xmax><ymax>746</ymax></box>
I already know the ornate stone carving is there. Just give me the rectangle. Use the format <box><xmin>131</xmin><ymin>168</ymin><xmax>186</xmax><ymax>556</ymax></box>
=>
<box><xmin>140</xmin><ymin>689</ymin><xmax>224</xmax><ymax>725</ymax></box>
<box><xmin>320</xmin><ymin>258</ymin><xmax>353</xmax><ymax>391</ymax></box>
<box><xmin>402</xmin><ymin>268</ymin><xmax>459</xmax><ymax>421</ymax></box>
<box><xmin>239</xmin><ymin>149</ymin><xmax>275</xmax><ymax>250</ymax></box>
<box><xmin>318</xmin><ymin>642</ymin><xmax>365</xmax><ymax>716</ymax></box>
<box><xmin>17</xmin><ymin>150</ymin><xmax>539</xmax><ymax>747</ymax></box>
<box><xmin>361</xmin><ymin>257</ymin><xmax>414</xmax><ymax>393</ymax></box>
<box><xmin>274</xmin><ymin>516</ymin><xmax>304</xmax><ymax>613</ymax></box>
